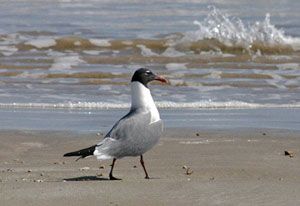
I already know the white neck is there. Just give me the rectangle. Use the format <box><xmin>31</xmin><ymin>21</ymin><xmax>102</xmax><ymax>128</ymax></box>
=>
<box><xmin>131</xmin><ymin>81</ymin><xmax>160</xmax><ymax>123</ymax></box>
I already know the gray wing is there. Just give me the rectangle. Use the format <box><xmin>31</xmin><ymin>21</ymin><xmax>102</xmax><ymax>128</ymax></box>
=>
<box><xmin>104</xmin><ymin>108</ymin><xmax>139</xmax><ymax>140</ymax></box>
<box><xmin>104</xmin><ymin>108</ymin><xmax>152</xmax><ymax>140</ymax></box>
<box><xmin>94</xmin><ymin>108</ymin><xmax>163</xmax><ymax>159</ymax></box>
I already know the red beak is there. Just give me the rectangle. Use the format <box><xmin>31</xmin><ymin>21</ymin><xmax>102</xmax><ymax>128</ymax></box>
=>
<box><xmin>154</xmin><ymin>75</ymin><xmax>169</xmax><ymax>84</ymax></box>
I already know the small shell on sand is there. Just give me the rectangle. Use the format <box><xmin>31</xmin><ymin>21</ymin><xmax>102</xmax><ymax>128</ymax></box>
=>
<box><xmin>284</xmin><ymin>150</ymin><xmax>294</xmax><ymax>158</ymax></box>
<box><xmin>79</xmin><ymin>167</ymin><xmax>90</xmax><ymax>171</ymax></box>
<box><xmin>182</xmin><ymin>165</ymin><xmax>193</xmax><ymax>175</ymax></box>
<box><xmin>34</xmin><ymin>179</ymin><xmax>44</xmax><ymax>183</ymax></box>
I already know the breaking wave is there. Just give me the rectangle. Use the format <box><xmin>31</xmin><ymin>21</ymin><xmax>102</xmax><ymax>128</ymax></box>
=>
<box><xmin>2</xmin><ymin>7</ymin><xmax>299</xmax><ymax>57</ymax></box>
<box><xmin>177</xmin><ymin>7</ymin><xmax>300</xmax><ymax>54</ymax></box>
<box><xmin>0</xmin><ymin>101</ymin><xmax>299</xmax><ymax>109</ymax></box>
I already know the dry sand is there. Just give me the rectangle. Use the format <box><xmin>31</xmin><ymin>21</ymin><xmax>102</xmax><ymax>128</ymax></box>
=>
<box><xmin>1</xmin><ymin>128</ymin><xmax>300</xmax><ymax>206</ymax></box>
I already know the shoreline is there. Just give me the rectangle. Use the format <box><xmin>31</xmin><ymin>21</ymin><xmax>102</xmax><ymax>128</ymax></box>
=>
<box><xmin>1</xmin><ymin>128</ymin><xmax>300</xmax><ymax>205</ymax></box>
<box><xmin>1</xmin><ymin>107</ymin><xmax>300</xmax><ymax>132</ymax></box>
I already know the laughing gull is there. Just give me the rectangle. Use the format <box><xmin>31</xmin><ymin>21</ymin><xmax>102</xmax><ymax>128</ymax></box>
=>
<box><xmin>64</xmin><ymin>68</ymin><xmax>168</xmax><ymax>180</ymax></box>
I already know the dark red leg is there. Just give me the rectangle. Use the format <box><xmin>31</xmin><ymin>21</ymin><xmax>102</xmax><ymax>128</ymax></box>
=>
<box><xmin>140</xmin><ymin>155</ymin><xmax>150</xmax><ymax>179</ymax></box>
<box><xmin>109</xmin><ymin>158</ymin><xmax>121</xmax><ymax>180</ymax></box>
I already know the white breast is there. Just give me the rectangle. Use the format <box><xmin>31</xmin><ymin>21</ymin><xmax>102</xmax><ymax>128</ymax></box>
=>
<box><xmin>131</xmin><ymin>81</ymin><xmax>160</xmax><ymax>123</ymax></box>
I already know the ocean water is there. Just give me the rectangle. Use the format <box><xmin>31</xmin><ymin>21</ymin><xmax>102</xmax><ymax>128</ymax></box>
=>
<box><xmin>1</xmin><ymin>108</ymin><xmax>299</xmax><ymax>132</ymax></box>
<box><xmin>0</xmin><ymin>0</ymin><xmax>300</xmax><ymax>110</ymax></box>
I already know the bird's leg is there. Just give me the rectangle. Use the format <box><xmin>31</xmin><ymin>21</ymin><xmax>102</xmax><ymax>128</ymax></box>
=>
<box><xmin>140</xmin><ymin>155</ymin><xmax>150</xmax><ymax>179</ymax></box>
<box><xmin>109</xmin><ymin>158</ymin><xmax>121</xmax><ymax>180</ymax></box>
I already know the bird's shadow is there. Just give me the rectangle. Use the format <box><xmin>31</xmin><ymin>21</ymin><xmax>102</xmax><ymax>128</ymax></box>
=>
<box><xmin>63</xmin><ymin>176</ymin><xmax>111</xmax><ymax>182</ymax></box>
<box><xmin>63</xmin><ymin>176</ymin><xmax>160</xmax><ymax>182</ymax></box>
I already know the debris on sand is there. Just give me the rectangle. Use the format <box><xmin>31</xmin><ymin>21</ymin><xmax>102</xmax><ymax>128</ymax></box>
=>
<box><xmin>33</xmin><ymin>179</ymin><xmax>44</xmax><ymax>183</ymax></box>
<box><xmin>182</xmin><ymin>165</ymin><xmax>193</xmax><ymax>175</ymax></box>
<box><xmin>284</xmin><ymin>150</ymin><xmax>294</xmax><ymax>158</ymax></box>
<box><xmin>53</xmin><ymin>161</ymin><xmax>65</xmax><ymax>165</ymax></box>
<box><xmin>79</xmin><ymin>167</ymin><xmax>90</xmax><ymax>171</ymax></box>
<box><xmin>13</xmin><ymin>159</ymin><xmax>24</xmax><ymax>164</ymax></box>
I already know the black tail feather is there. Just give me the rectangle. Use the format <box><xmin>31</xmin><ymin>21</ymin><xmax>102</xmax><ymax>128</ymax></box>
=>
<box><xmin>64</xmin><ymin>145</ymin><xmax>97</xmax><ymax>160</ymax></box>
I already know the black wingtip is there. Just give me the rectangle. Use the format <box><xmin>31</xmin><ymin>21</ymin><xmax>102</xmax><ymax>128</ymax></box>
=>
<box><xmin>63</xmin><ymin>145</ymin><xmax>97</xmax><ymax>158</ymax></box>
<box><xmin>63</xmin><ymin>151</ymin><xmax>77</xmax><ymax>157</ymax></box>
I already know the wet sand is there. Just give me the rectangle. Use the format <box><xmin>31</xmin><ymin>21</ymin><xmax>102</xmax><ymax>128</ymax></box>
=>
<box><xmin>1</xmin><ymin>128</ymin><xmax>300</xmax><ymax>206</ymax></box>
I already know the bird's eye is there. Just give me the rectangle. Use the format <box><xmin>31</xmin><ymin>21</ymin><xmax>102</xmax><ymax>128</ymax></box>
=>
<box><xmin>145</xmin><ymin>70</ymin><xmax>151</xmax><ymax>75</ymax></box>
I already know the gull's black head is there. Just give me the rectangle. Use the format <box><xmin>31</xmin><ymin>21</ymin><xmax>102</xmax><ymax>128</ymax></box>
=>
<box><xmin>131</xmin><ymin>68</ymin><xmax>168</xmax><ymax>87</ymax></box>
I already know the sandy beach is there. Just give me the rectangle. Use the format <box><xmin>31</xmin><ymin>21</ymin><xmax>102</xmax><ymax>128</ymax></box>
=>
<box><xmin>1</xmin><ymin>128</ymin><xmax>300</xmax><ymax>206</ymax></box>
<box><xmin>1</xmin><ymin>0</ymin><xmax>300</xmax><ymax>205</ymax></box>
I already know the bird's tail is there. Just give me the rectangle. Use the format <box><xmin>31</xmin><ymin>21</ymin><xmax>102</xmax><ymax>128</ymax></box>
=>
<box><xmin>63</xmin><ymin>145</ymin><xmax>96</xmax><ymax>161</ymax></box>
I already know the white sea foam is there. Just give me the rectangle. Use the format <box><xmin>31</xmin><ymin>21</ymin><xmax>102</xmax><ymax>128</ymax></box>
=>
<box><xmin>0</xmin><ymin>45</ymin><xmax>18</xmax><ymax>56</ymax></box>
<box><xmin>199</xmin><ymin>50</ymin><xmax>223</xmax><ymax>56</ymax></box>
<box><xmin>276</xmin><ymin>63</ymin><xmax>299</xmax><ymax>70</ymax></box>
<box><xmin>205</xmin><ymin>71</ymin><xmax>222</xmax><ymax>79</ymax></box>
<box><xmin>74</xmin><ymin>41</ymin><xmax>81</xmax><ymax>46</ymax></box>
<box><xmin>162</xmin><ymin>47</ymin><xmax>186</xmax><ymax>57</ymax></box>
<box><xmin>49</xmin><ymin>55</ymin><xmax>85</xmax><ymax>71</ymax></box>
<box><xmin>25</xmin><ymin>38</ymin><xmax>56</xmax><ymax>49</ymax></box>
<box><xmin>169</xmin><ymin>79</ymin><xmax>186</xmax><ymax>86</ymax></box>
<box><xmin>165</xmin><ymin>63</ymin><xmax>187</xmax><ymax>71</ymax></box>
<box><xmin>0</xmin><ymin>101</ymin><xmax>299</xmax><ymax>110</ymax></box>
<box><xmin>83</xmin><ymin>50</ymin><xmax>102</xmax><ymax>55</ymax></box>
<box><xmin>136</xmin><ymin>44</ymin><xmax>159</xmax><ymax>56</ymax></box>
<box><xmin>286</xmin><ymin>79</ymin><xmax>300</xmax><ymax>87</ymax></box>
<box><xmin>267</xmin><ymin>55</ymin><xmax>292</xmax><ymax>60</ymax></box>
<box><xmin>17</xmin><ymin>72</ymin><xmax>43</xmax><ymax>79</ymax></box>
<box><xmin>175</xmin><ymin>7</ymin><xmax>299</xmax><ymax>52</ymax></box>
<box><xmin>179</xmin><ymin>139</ymin><xmax>235</xmax><ymax>145</ymax></box>
<box><xmin>89</xmin><ymin>39</ymin><xmax>111</xmax><ymax>47</ymax></box>
<box><xmin>283</xmin><ymin>36</ymin><xmax>300</xmax><ymax>51</ymax></box>
<box><xmin>122</xmin><ymin>41</ymin><xmax>133</xmax><ymax>45</ymax></box>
